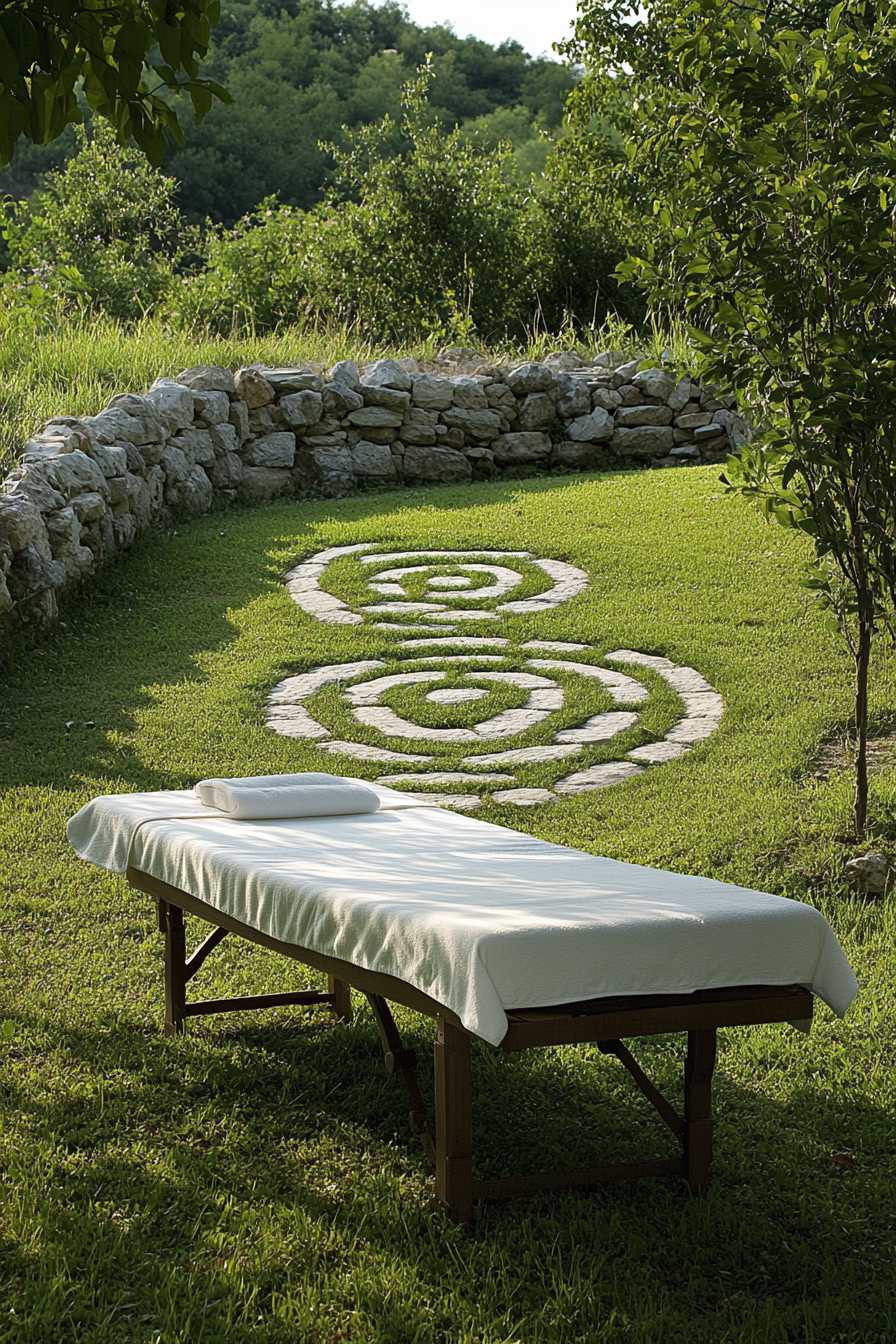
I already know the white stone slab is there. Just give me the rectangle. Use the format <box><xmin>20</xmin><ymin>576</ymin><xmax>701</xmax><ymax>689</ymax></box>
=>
<box><xmin>491</xmin><ymin>788</ymin><xmax>557</xmax><ymax>806</ymax></box>
<box><xmin>368</xmin><ymin>582</ymin><xmax>406</xmax><ymax>595</ymax></box>
<box><xmin>428</xmin><ymin>576</ymin><xmax>472</xmax><ymax>588</ymax></box>
<box><xmin>390</xmin><ymin>792</ymin><xmax>482</xmax><ymax>810</ymax></box>
<box><xmin>265</xmin><ymin>706</ymin><xmax>331</xmax><ymax>739</ymax></box>
<box><xmin>554</xmin><ymin>711</ymin><xmax>639</xmax><ymax>742</ymax></box>
<box><xmin>499</xmin><ymin>558</ymin><xmax>589</xmax><ymax>613</ymax></box>
<box><xmin>462</xmin><ymin>744</ymin><xmax>584</xmax><ymax>767</ymax></box>
<box><xmin>527</xmin><ymin>688</ymin><xmax>565</xmax><ymax>710</ymax></box>
<box><xmin>665</xmin><ymin>718</ymin><xmax>721</xmax><ymax>744</ymax></box>
<box><xmin>365</xmin><ymin>601</ymin><xmax>447</xmax><ymax>613</ymax></box>
<box><xmin>425</xmin><ymin>610</ymin><xmax>500</xmax><ymax>622</ymax></box>
<box><xmin>522</xmin><ymin>640</ymin><xmax>589</xmax><ymax>652</ymax></box>
<box><xmin>410</xmin><ymin>655</ymin><xmax>507</xmax><ymax>663</ymax></box>
<box><xmin>374</xmin><ymin>623</ymin><xmax>454</xmax><ymax>632</ymax></box>
<box><xmin>681</xmin><ymin>692</ymin><xmax>725</xmax><ymax>718</ymax></box>
<box><xmin>627</xmin><ymin>741</ymin><xmax>691</xmax><ymax>763</ymax></box>
<box><xmin>525</xmin><ymin>659</ymin><xmax>650</xmax><ymax>703</ymax></box>
<box><xmin>425</xmin><ymin>688</ymin><xmax>489</xmax><ymax>704</ymax></box>
<box><xmin>317</xmin><ymin>741</ymin><xmax>433</xmax><ymax>763</ymax></box>
<box><xmin>343</xmin><ymin>671</ymin><xmax>444</xmax><ymax>705</ymax></box>
<box><xmin>268</xmin><ymin>661</ymin><xmax>384</xmax><ymax>702</ymax></box>
<box><xmin>399</xmin><ymin>636</ymin><xmax>509</xmax><ymax>649</ymax></box>
<box><xmin>351</xmin><ymin>706</ymin><xmax>479</xmax><ymax>741</ymax></box>
<box><xmin>554</xmin><ymin>762</ymin><xmax>645</xmax><ymax>793</ymax></box>
<box><xmin>473</xmin><ymin>707</ymin><xmax>550</xmax><ymax>737</ymax></box>
<box><xmin>425</xmin><ymin>563</ymin><xmax>523</xmax><ymax>599</ymax></box>
<box><xmin>376</xmin><ymin>772</ymin><xmax>514</xmax><ymax>785</ymax></box>
<box><xmin>287</xmin><ymin>588</ymin><xmax>363</xmax><ymax>625</ymax></box>
<box><xmin>604</xmin><ymin>649</ymin><xmax>675</xmax><ymax>670</ymax></box>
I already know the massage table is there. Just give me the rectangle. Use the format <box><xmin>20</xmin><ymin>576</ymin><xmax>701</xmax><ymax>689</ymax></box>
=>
<box><xmin>68</xmin><ymin>783</ymin><xmax>858</xmax><ymax>1223</ymax></box>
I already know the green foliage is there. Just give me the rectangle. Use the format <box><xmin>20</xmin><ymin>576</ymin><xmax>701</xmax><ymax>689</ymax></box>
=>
<box><xmin>1</xmin><ymin>123</ymin><xmax>188</xmax><ymax>319</ymax></box>
<box><xmin>178</xmin><ymin>63</ymin><xmax>637</xmax><ymax>342</ymax></box>
<box><xmin>568</xmin><ymin>0</ymin><xmax>896</xmax><ymax>833</ymax></box>
<box><xmin>0</xmin><ymin>0</ymin><xmax>230</xmax><ymax>166</ymax></box>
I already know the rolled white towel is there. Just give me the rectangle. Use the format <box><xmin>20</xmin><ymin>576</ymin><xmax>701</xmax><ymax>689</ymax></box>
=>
<box><xmin>194</xmin><ymin>773</ymin><xmax>380</xmax><ymax>820</ymax></box>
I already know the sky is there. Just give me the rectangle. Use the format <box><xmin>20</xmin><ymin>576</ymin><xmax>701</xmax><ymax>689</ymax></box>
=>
<box><xmin>398</xmin><ymin>0</ymin><xmax>581</xmax><ymax>60</ymax></box>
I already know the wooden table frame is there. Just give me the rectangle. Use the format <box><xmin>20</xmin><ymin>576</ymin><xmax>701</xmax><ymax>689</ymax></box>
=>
<box><xmin>127</xmin><ymin>866</ymin><xmax>814</xmax><ymax>1224</ymax></box>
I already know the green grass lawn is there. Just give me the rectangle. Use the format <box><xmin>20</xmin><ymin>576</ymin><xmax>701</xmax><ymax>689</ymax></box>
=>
<box><xmin>1</xmin><ymin>465</ymin><xmax>894</xmax><ymax>1343</ymax></box>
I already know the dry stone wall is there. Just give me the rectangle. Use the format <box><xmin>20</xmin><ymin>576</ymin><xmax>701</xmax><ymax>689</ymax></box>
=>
<box><xmin>0</xmin><ymin>351</ymin><xmax>750</xmax><ymax>628</ymax></box>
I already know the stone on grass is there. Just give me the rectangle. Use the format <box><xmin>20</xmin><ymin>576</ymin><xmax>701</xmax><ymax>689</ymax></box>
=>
<box><xmin>845</xmin><ymin>851</ymin><xmax>888</xmax><ymax>894</ymax></box>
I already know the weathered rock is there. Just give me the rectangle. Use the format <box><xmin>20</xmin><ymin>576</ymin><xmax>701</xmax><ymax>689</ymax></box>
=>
<box><xmin>610</xmin><ymin>426</ymin><xmax>675</xmax><ymax>457</ymax></box>
<box><xmin>551</xmin><ymin>375</ymin><xmax>591</xmax><ymax>419</ymax></box>
<box><xmin>111</xmin><ymin>513</ymin><xmax>138</xmax><ymax>550</ymax></box>
<box><xmin>46</xmin><ymin>450</ymin><xmax>110</xmax><ymax>501</ymax></box>
<box><xmin>236</xmin><ymin>465</ymin><xmax>292</xmax><ymax>502</ymax></box>
<box><xmin>668</xmin><ymin>378</ymin><xmax>692</xmax><ymax>412</ymax></box>
<box><xmin>592</xmin><ymin>387</ymin><xmax>623</xmax><ymax>412</ymax></box>
<box><xmin>137</xmin><ymin>440</ymin><xmax>164</xmax><ymax>467</ymax></box>
<box><xmin>632</xmin><ymin>367</ymin><xmax>676</xmax><ymax>401</ymax></box>
<box><xmin>543</xmin><ymin>351</ymin><xmax>584</xmax><ymax>371</ymax></box>
<box><xmin>4</xmin><ymin>465</ymin><xmax>65</xmax><ymax>513</ymax></box>
<box><xmin>248</xmin><ymin>405</ymin><xmax>283</xmax><ymax>435</ymax></box>
<box><xmin>160</xmin><ymin>445</ymin><xmax>190</xmax><ymax>484</ymax></box>
<box><xmin>505</xmin><ymin>363</ymin><xmax>553</xmax><ymax>395</ymax></box>
<box><xmin>491</xmin><ymin>432</ymin><xmax>552</xmax><ymax>465</ymax></box>
<box><xmin>89</xmin><ymin>406</ymin><xmax>160</xmax><ymax>447</ymax></box>
<box><xmin>322</xmin><ymin>383</ymin><xmax>363</xmax><ymax>416</ymax></box>
<box><xmin>352</xmin><ymin>441</ymin><xmax>396</xmax><ymax>476</ymax></box>
<box><xmin>403</xmin><ymin>444</ymin><xmax>472</xmax><ymax>483</ymax></box>
<box><xmin>279</xmin><ymin>390</ymin><xmax>324</xmax><ymax>428</ymax></box>
<box><xmin>70</xmin><ymin>491</ymin><xmax>107</xmax><ymax>524</ymax></box>
<box><xmin>242</xmin><ymin>432</ymin><xmax>296</xmax><ymax>468</ymax></box>
<box><xmin>617</xmin><ymin>383</ymin><xmax>663</xmax><ymax>407</ymax></box>
<box><xmin>485</xmin><ymin>382</ymin><xmax>518</xmax><ymax>414</ymax></box>
<box><xmin>145</xmin><ymin>378</ymin><xmax>196</xmax><ymax>433</ymax></box>
<box><xmin>108</xmin><ymin>393</ymin><xmax>171</xmax><ymax>444</ymax></box>
<box><xmin>845</xmin><ymin>851</ymin><xmax>889</xmax><ymax>894</ymax></box>
<box><xmin>450</xmin><ymin>377</ymin><xmax>488</xmax><ymax>410</ymax></box>
<box><xmin>122</xmin><ymin>443</ymin><xmax>147</xmax><ymax>476</ymax></box>
<box><xmin>346</xmin><ymin>405</ymin><xmax>404</xmax><ymax>429</ymax></box>
<box><xmin>176</xmin><ymin>365</ymin><xmax>236</xmax><ymax>395</ymax></box>
<box><xmin>675</xmin><ymin>411</ymin><xmax>713</xmax><ymax>430</ymax></box>
<box><xmin>567</xmin><ymin>408</ymin><xmax>614</xmax><ymax>442</ymax></box>
<box><xmin>712</xmin><ymin>409</ymin><xmax>751</xmax><ymax>448</ymax></box>
<box><xmin>6</xmin><ymin>544</ymin><xmax>65</xmax><ymax>600</ymax></box>
<box><xmin>411</xmin><ymin>372</ymin><xmax>454</xmax><ymax>410</ymax></box>
<box><xmin>517</xmin><ymin>393</ymin><xmax>555</xmax><ymax>431</ymax></box>
<box><xmin>306</xmin><ymin>445</ymin><xmax>355</xmax><ymax>496</ymax></box>
<box><xmin>264</xmin><ymin>368</ymin><xmax>323</xmax><ymax>394</ymax></box>
<box><xmin>107</xmin><ymin>475</ymin><xmax>129</xmax><ymax>515</ymax></box>
<box><xmin>208</xmin><ymin>423</ymin><xmax>238</xmax><ymax>458</ymax></box>
<box><xmin>166</xmin><ymin>465</ymin><xmax>214</xmax><ymax>514</ymax></box>
<box><xmin>229</xmin><ymin>399</ymin><xmax>251</xmax><ymax>444</ymax></box>
<box><xmin>44</xmin><ymin>507</ymin><xmax>92</xmax><ymax>579</ymax></box>
<box><xmin>615</xmin><ymin>404</ymin><xmax>674</xmax><ymax>428</ymax></box>
<box><xmin>441</xmin><ymin>408</ymin><xmax>502</xmax><ymax>441</ymax></box>
<box><xmin>363</xmin><ymin>359</ymin><xmax>413</xmax><ymax>391</ymax></box>
<box><xmin>329</xmin><ymin>360</ymin><xmax>361</xmax><ymax>388</ymax></box>
<box><xmin>553</xmin><ymin>440</ymin><xmax>605</xmax><ymax>469</ymax></box>
<box><xmin>172</xmin><ymin>429</ymin><xmax>215</xmax><ymax>468</ymax></box>
<box><xmin>400</xmin><ymin>421</ymin><xmax>438</xmax><ymax>446</ymax></box>
<box><xmin>87</xmin><ymin>443</ymin><xmax>128</xmax><ymax>478</ymax></box>
<box><xmin>613</xmin><ymin>358</ymin><xmax>643</xmax><ymax>383</ymax></box>
<box><xmin>693</xmin><ymin>422</ymin><xmax>725</xmax><ymax>441</ymax></box>
<box><xmin>191</xmin><ymin>389</ymin><xmax>231</xmax><ymax>426</ymax></box>
<box><xmin>234</xmin><ymin>366</ymin><xmax>275</xmax><ymax>408</ymax></box>
<box><xmin>206</xmin><ymin>451</ymin><xmax>244</xmax><ymax>490</ymax></box>
<box><xmin>0</xmin><ymin>494</ymin><xmax>50</xmax><ymax>552</ymax></box>
<box><xmin>362</xmin><ymin>384</ymin><xmax>411</xmax><ymax>412</ymax></box>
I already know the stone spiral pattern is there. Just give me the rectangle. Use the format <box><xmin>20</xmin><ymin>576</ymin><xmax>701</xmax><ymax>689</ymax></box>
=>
<box><xmin>266</xmin><ymin>545</ymin><xmax>725</xmax><ymax>807</ymax></box>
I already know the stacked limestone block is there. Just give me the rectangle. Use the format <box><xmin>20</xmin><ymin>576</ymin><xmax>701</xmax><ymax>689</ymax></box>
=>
<box><xmin>0</xmin><ymin>355</ymin><xmax>750</xmax><ymax>627</ymax></box>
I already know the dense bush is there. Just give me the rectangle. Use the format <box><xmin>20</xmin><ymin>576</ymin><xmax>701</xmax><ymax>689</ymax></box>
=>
<box><xmin>1</xmin><ymin>124</ymin><xmax>190</xmax><ymax>320</ymax></box>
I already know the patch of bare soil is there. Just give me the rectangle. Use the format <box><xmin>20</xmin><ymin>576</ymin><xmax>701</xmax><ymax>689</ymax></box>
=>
<box><xmin>804</xmin><ymin>732</ymin><xmax>896</xmax><ymax>782</ymax></box>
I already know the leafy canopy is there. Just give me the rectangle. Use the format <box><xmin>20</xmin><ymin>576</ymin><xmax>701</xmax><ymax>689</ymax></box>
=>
<box><xmin>0</xmin><ymin>0</ymin><xmax>230</xmax><ymax>165</ymax></box>
<box><xmin>566</xmin><ymin>0</ymin><xmax>896</xmax><ymax>831</ymax></box>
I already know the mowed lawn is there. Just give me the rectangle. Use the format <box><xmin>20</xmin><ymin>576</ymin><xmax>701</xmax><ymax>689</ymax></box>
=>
<box><xmin>0</xmin><ymin>465</ymin><xmax>894</xmax><ymax>1344</ymax></box>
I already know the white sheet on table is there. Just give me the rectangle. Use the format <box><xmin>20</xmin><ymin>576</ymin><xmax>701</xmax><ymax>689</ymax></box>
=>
<box><xmin>67</xmin><ymin>795</ymin><xmax>858</xmax><ymax>1046</ymax></box>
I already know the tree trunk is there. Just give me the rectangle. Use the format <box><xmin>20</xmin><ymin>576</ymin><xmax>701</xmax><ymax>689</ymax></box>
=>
<box><xmin>853</xmin><ymin>618</ymin><xmax>872</xmax><ymax>838</ymax></box>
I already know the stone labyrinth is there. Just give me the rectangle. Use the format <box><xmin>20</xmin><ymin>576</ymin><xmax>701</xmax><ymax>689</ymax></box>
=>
<box><xmin>265</xmin><ymin>543</ymin><xmax>724</xmax><ymax>807</ymax></box>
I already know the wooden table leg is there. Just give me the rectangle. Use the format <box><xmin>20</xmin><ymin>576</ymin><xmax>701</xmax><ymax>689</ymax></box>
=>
<box><xmin>162</xmin><ymin>901</ymin><xmax>187</xmax><ymax>1037</ymax></box>
<box><xmin>328</xmin><ymin>975</ymin><xmax>353</xmax><ymax>1024</ymax></box>
<box><xmin>434</xmin><ymin>1014</ymin><xmax>473</xmax><ymax>1223</ymax></box>
<box><xmin>684</xmin><ymin>1027</ymin><xmax>716</xmax><ymax>1195</ymax></box>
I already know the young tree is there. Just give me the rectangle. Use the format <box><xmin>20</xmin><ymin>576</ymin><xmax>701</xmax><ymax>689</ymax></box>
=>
<box><xmin>566</xmin><ymin>0</ymin><xmax>896</xmax><ymax>836</ymax></box>
<box><xmin>0</xmin><ymin>0</ymin><xmax>230</xmax><ymax>165</ymax></box>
